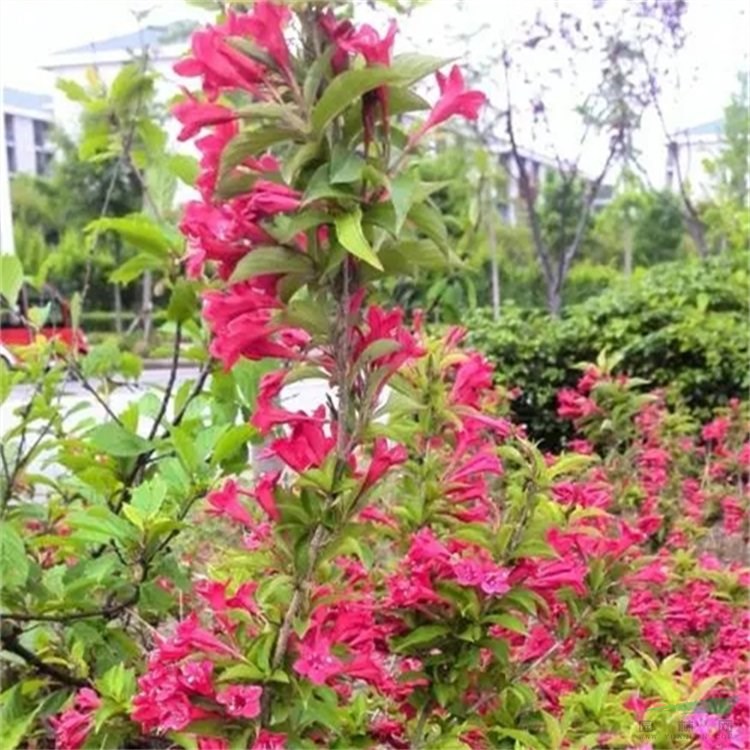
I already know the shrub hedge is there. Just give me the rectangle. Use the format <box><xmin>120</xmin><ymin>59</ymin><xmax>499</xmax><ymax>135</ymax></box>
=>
<box><xmin>467</xmin><ymin>254</ymin><xmax>749</xmax><ymax>449</ymax></box>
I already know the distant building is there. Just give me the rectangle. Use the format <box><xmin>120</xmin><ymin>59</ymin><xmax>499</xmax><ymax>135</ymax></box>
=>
<box><xmin>2</xmin><ymin>87</ymin><xmax>54</xmax><ymax>176</ymax></box>
<box><xmin>497</xmin><ymin>143</ymin><xmax>613</xmax><ymax>226</ymax></box>
<box><xmin>42</xmin><ymin>25</ymin><xmax>189</xmax><ymax>135</ymax></box>
<box><xmin>665</xmin><ymin>119</ymin><xmax>724</xmax><ymax>200</ymax></box>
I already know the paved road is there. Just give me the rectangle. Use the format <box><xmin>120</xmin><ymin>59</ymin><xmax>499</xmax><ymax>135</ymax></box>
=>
<box><xmin>1</xmin><ymin>365</ymin><xmax>330</xmax><ymax>428</ymax></box>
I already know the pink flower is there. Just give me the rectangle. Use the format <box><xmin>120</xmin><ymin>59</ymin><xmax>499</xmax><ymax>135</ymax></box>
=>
<box><xmin>318</xmin><ymin>10</ymin><xmax>354</xmax><ymax>73</ymax></box>
<box><xmin>518</xmin><ymin>624</ymin><xmax>555</xmax><ymax>661</ymax></box>
<box><xmin>216</xmin><ymin>684</ymin><xmax>263</xmax><ymax>719</ymax></box>
<box><xmin>179</xmin><ymin>659</ymin><xmax>215</xmax><ymax>696</ymax></box>
<box><xmin>451</xmin><ymin>558</ymin><xmax>510</xmax><ymax>595</ymax></box>
<box><xmin>270</xmin><ymin>412</ymin><xmax>336</xmax><ymax>473</ymax></box>
<box><xmin>294</xmin><ymin>637</ymin><xmax>345</xmax><ymax>685</ymax></box>
<box><xmin>236</xmin><ymin>1</ymin><xmax>292</xmax><ymax>71</ymax></box>
<box><xmin>251</xmin><ymin>471</ymin><xmax>281</xmax><ymax>521</ymax></box>
<box><xmin>362</xmin><ymin>438</ymin><xmax>408</xmax><ymax>490</ymax></box>
<box><xmin>624</xmin><ymin>694</ymin><xmax>656</xmax><ymax>721</ymax></box>
<box><xmin>174</xmin><ymin>24</ymin><xmax>265</xmax><ymax>98</ymax></box>
<box><xmin>411</xmin><ymin>66</ymin><xmax>486</xmax><ymax>144</ymax></box>
<box><xmin>339</xmin><ymin>20</ymin><xmax>397</xmax><ymax>66</ymax></box>
<box><xmin>206</xmin><ymin>478</ymin><xmax>254</xmax><ymax>527</ymax></box>
<box><xmin>450</xmin><ymin>353</ymin><xmax>494</xmax><ymax>408</ymax></box>
<box><xmin>246</xmin><ymin>180</ymin><xmax>301</xmax><ymax>214</ymax></box>
<box><xmin>173</xmin><ymin>98</ymin><xmax>236</xmax><ymax>141</ymax></box>
<box><xmin>51</xmin><ymin>689</ymin><xmax>101</xmax><ymax>750</ymax></box>
<box><xmin>198</xmin><ymin>738</ymin><xmax>230</xmax><ymax>750</ymax></box>
<box><xmin>702</xmin><ymin>417</ymin><xmax>730</xmax><ymax>444</ymax></box>
<box><xmin>252</xmin><ymin>730</ymin><xmax>288</xmax><ymax>750</ymax></box>
<box><xmin>557</xmin><ymin>388</ymin><xmax>598</xmax><ymax>421</ymax></box>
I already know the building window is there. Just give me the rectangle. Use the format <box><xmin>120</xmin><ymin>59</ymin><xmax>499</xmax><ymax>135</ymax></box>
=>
<box><xmin>33</xmin><ymin>119</ymin><xmax>49</xmax><ymax>148</ymax></box>
<box><xmin>4</xmin><ymin>114</ymin><xmax>14</xmax><ymax>143</ymax></box>
<box><xmin>7</xmin><ymin>145</ymin><xmax>17</xmax><ymax>174</ymax></box>
<box><xmin>35</xmin><ymin>149</ymin><xmax>52</xmax><ymax>175</ymax></box>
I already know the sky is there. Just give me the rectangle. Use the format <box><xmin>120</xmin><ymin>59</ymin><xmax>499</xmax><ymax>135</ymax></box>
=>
<box><xmin>0</xmin><ymin>0</ymin><xmax>747</xmax><ymax>183</ymax></box>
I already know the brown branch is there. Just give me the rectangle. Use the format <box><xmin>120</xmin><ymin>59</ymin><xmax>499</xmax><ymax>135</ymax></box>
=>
<box><xmin>1</xmin><ymin>629</ymin><xmax>90</xmax><ymax>688</ymax></box>
<box><xmin>1</xmin><ymin>592</ymin><xmax>138</xmax><ymax>624</ymax></box>
<box><xmin>559</xmin><ymin>142</ymin><xmax>617</xmax><ymax>282</ymax></box>
<box><xmin>502</xmin><ymin>53</ymin><xmax>554</xmax><ymax>287</ymax></box>
<box><xmin>643</xmin><ymin>54</ymin><xmax>707</xmax><ymax>257</ymax></box>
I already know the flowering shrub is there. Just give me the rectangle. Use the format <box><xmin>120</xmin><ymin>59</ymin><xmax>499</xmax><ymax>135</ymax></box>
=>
<box><xmin>3</xmin><ymin>3</ymin><xmax>747</xmax><ymax>749</ymax></box>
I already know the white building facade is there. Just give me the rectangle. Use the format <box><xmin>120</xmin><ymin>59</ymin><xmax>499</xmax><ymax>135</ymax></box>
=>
<box><xmin>665</xmin><ymin>120</ymin><xmax>724</xmax><ymax>200</ymax></box>
<box><xmin>2</xmin><ymin>88</ymin><xmax>54</xmax><ymax>176</ymax></box>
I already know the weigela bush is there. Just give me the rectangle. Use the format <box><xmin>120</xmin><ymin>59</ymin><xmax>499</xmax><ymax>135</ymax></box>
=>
<box><xmin>43</xmin><ymin>3</ymin><xmax>749</xmax><ymax>749</ymax></box>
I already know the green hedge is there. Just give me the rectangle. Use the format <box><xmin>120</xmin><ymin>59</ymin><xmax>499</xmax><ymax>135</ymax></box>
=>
<box><xmin>81</xmin><ymin>310</ymin><xmax>167</xmax><ymax>332</ymax></box>
<box><xmin>467</xmin><ymin>254</ymin><xmax>749</xmax><ymax>449</ymax></box>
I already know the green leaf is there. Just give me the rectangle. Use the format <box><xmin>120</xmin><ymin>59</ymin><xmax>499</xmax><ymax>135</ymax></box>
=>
<box><xmin>303</xmin><ymin>47</ymin><xmax>334</xmax><ymax>106</ymax></box>
<box><xmin>388</xmin><ymin>87</ymin><xmax>431</xmax><ymax>116</ymax></box>
<box><xmin>218</xmin><ymin>664</ymin><xmax>265</xmax><ymax>682</ymax></box>
<box><xmin>171</xmin><ymin>424</ymin><xmax>200</xmax><ymax>472</ymax></box>
<box><xmin>235</xmin><ymin>102</ymin><xmax>295</xmax><ymax>120</ymax></box>
<box><xmin>379</xmin><ymin>240</ymin><xmax>447</xmax><ymax>274</ymax></box>
<box><xmin>0</xmin><ymin>255</ymin><xmax>23</xmax><ymax>304</ymax></box>
<box><xmin>390</xmin><ymin>173</ymin><xmax>418</xmax><ymax>232</ymax></box>
<box><xmin>215</xmin><ymin>171</ymin><xmax>260</xmax><ymax>201</ymax></box>
<box><xmin>282</xmin><ymin>298</ymin><xmax>330</xmax><ymax>336</ymax></box>
<box><xmin>88</xmin><ymin>422</ymin><xmax>154</xmax><ymax>457</ymax></box>
<box><xmin>167</xmin><ymin>280</ymin><xmax>198</xmax><ymax>323</ymax></box>
<box><xmin>110</xmin><ymin>62</ymin><xmax>152</xmax><ymax>106</ymax></box>
<box><xmin>167</xmin><ymin>154</ymin><xmax>200</xmax><ymax>187</ymax></box>
<box><xmin>110</xmin><ymin>253</ymin><xmax>163</xmax><ymax>284</ymax></box>
<box><xmin>96</xmin><ymin>663</ymin><xmax>137</xmax><ymax>704</ymax></box>
<box><xmin>131</xmin><ymin>476</ymin><xmax>167</xmax><ymax>518</ymax></box>
<box><xmin>483</xmin><ymin>613</ymin><xmax>526</xmax><ymax>635</ymax></box>
<box><xmin>311</xmin><ymin>67</ymin><xmax>404</xmax><ymax>135</ymax></box>
<box><xmin>211</xmin><ymin>425</ymin><xmax>257</xmax><ymax>465</ymax></box>
<box><xmin>393</xmin><ymin>624</ymin><xmax>450</xmax><ymax>651</ymax></box>
<box><xmin>271</xmin><ymin>210</ymin><xmax>330</xmax><ymax>244</ymax></box>
<box><xmin>548</xmin><ymin>452</ymin><xmax>597</xmax><ymax>478</ymax></box>
<box><xmin>390</xmin><ymin>53</ymin><xmax>453</xmax><ymax>85</ymax></box>
<box><xmin>69</xmin><ymin>292</ymin><xmax>82</xmax><ymax>331</ymax></box>
<box><xmin>68</xmin><ymin>506</ymin><xmax>138</xmax><ymax>545</ymax></box>
<box><xmin>27</xmin><ymin>304</ymin><xmax>50</xmax><ymax>328</ymax></box>
<box><xmin>87</xmin><ymin>215</ymin><xmax>176</xmax><ymax>257</ymax></box>
<box><xmin>137</xmin><ymin>120</ymin><xmax>168</xmax><ymax>156</ymax></box>
<box><xmin>229</xmin><ymin>246</ymin><xmax>314</xmax><ymax>284</ymax></box>
<box><xmin>408</xmin><ymin>202</ymin><xmax>449</xmax><ymax>248</ymax></box>
<box><xmin>302</xmin><ymin>164</ymin><xmax>356</xmax><ymax>205</ymax></box>
<box><xmin>281</xmin><ymin>141</ymin><xmax>320</xmax><ymax>184</ymax></box>
<box><xmin>334</xmin><ymin>208</ymin><xmax>383</xmax><ymax>270</ymax></box>
<box><xmin>0</xmin><ymin>523</ymin><xmax>29</xmax><ymax>590</ymax></box>
<box><xmin>312</xmin><ymin>55</ymin><xmax>448</xmax><ymax>136</ymax></box>
<box><xmin>0</xmin><ymin>685</ymin><xmax>41</xmax><ymax>750</ymax></box>
<box><xmin>358</xmin><ymin>338</ymin><xmax>402</xmax><ymax>364</ymax></box>
<box><xmin>494</xmin><ymin>728</ymin><xmax>546</xmax><ymax>750</ymax></box>
<box><xmin>57</xmin><ymin>78</ymin><xmax>89</xmax><ymax>103</ymax></box>
<box><xmin>329</xmin><ymin>144</ymin><xmax>364</xmax><ymax>184</ymax></box>
<box><xmin>219</xmin><ymin>127</ymin><xmax>295</xmax><ymax>177</ymax></box>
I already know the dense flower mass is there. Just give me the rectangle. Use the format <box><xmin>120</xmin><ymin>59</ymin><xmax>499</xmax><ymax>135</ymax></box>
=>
<box><xmin>50</xmin><ymin>4</ymin><xmax>748</xmax><ymax>750</ymax></box>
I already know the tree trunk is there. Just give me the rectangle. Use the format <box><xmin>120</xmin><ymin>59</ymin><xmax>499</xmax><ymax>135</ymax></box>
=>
<box><xmin>113</xmin><ymin>238</ymin><xmax>123</xmax><ymax>335</ymax></box>
<box><xmin>142</xmin><ymin>270</ymin><xmax>153</xmax><ymax>346</ymax></box>
<box><xmin>546</xmin><ymin>278</ymin><xmax>562</xmax><ymax>317</ymax></box>
<box><xmin>685</xmin><ymin>214</ymin><xmax>708</xmax><ymax>259</ymax></box>
<box><xmin>487</xmin><ymin>186</ymin><xmax>501</xmax><ymax>321</ymax></box>
<box><xmin>113</xmin><ymin>284</ymin><xmax>123</xmax><ymax>335</ymax></box>
<box><xmin>623</xmin><ymin>224</ymin><xmax>633</xmax><ymax>277</ymax></box>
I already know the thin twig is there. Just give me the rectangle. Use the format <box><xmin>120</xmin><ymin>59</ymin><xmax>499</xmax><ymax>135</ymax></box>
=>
<box><xmin>1</xmin><ymin>592</ymin><xmax>138</xmax><ymax>624</ymax></box>
<box><xmin>147</xmin><ymin>323</ymin><xmax>182</xmax><ymax>441</ymax></box>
